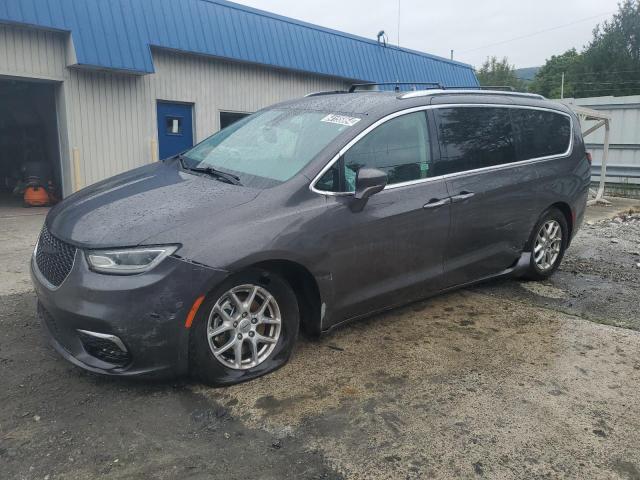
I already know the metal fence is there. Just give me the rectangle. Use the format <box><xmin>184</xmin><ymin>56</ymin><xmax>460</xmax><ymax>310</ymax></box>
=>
<box><xmin>591</xmin><ymin>164</ymin><xmax>640</xmax><ymax>179</ymax></box>
<box><xmin>564</xmin><ymin>95</ymin><xmax>640</xmax><ymax>185</ymax></box>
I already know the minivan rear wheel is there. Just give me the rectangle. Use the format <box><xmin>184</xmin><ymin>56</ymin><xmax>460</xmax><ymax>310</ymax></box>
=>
<box><xmin>522</xmin><ymin>208</ymin><xmax>568</xmax><ymax>281</ymax></box>
<box><xmin>189</xmin><ymin>268</ymin><xmax>299</xmax><ymax>386</ymax></box>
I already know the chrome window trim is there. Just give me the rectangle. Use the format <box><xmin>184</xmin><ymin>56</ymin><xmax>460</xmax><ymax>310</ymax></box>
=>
<box><xmin>309</xmin><ymin>104</ymin><xmax>574</xmax><ymax>196</ymax></box>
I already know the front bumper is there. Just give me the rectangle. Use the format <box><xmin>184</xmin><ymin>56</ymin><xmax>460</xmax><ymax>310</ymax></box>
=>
<box><xmin>31</xmin><ymin>251</ymin><xmax>227</xmax><ymax>378</ymax></box>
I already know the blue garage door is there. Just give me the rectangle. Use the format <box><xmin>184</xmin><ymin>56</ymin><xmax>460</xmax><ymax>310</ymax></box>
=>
<box><xmin>157</xmin><ymin>102</ymin><xmax>194</xmax><ymax>159</ymax></box>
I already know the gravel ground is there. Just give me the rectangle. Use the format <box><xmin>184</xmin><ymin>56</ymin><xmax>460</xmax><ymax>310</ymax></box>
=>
<box><xmin>475</xmin><ymin>206</ymin><xmax>640</xmax><ymax>331</ymax></box>
<box><xmin>1</xmin><ymin>199</ymin><xmax>639</xmax><ymax>480</ymax></box>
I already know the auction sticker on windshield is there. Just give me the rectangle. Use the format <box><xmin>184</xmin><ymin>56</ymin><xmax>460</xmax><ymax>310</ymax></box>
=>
<box><xmin>321</xmin><ymin>114</ymin><xmax>361</xmax><ymax>127</ymax></box>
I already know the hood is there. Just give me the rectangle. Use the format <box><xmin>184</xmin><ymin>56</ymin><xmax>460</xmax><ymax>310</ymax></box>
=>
<box><xmin>47</xmin><ymin>160</ymin><xmax>260</xmax><ymax>248</ymax></box>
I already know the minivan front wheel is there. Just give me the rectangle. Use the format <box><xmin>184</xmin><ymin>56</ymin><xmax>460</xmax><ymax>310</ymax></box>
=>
<box><xmin>523</xmin><ymin>208</ymin><xmax>568</xmax><ymax>280</ymax></box>
<box><xmin>189</xmin><ymin>269</ymin><xmax>299</xmax><ymax>386</ymax></box>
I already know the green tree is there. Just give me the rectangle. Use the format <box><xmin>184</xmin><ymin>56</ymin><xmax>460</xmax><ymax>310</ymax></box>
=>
<box><xmin>530</xmin><ymin>0</ymin><xmax>640</xmax><ymax>98</ymax></box>
<box><xmin>579</xmin><ymin>0</ymin><xmax>640</xmax><ymax>97</ymax></box>
<box><xmin>476</xmin><ymin>56</ymin><xmax>526</xmax><ymax>91</ymax></box>
<box><xmin>528</xmin><ymin>49</ymin><xmax>582</xmax><ymax>98</ymax></box>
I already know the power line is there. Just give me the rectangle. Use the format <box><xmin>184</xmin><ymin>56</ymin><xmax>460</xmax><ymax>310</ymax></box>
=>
<box><xmin>397</xmin><ymin>0</ymin><xmax>401</xmax><ymax>47</ymax></box>
<box><xmin>573</xmin><ymin>87</ymin><xmax>640</xmax><ymax>93</ymax></box>
<box><xmin>459</xmin><ymin>11</ymin><xmax>614</xmax><ymax>54</ymax></box>
<box><xmin>517</xmin><ymin>72</ymin><xmax>640</xmax><ymax>84</ymax></box>
<box><xmin>571</xmin><ymin>80</ymin><xmax>640</xmax><ymax>85</ymax></box>
<box><xmin>564</xmin><ymin>69</ymin><xmax>640</xmax><ymax>77</ymax></box>
<box><xmin>523</xmin><ymin>77</ymin><xmax>640</xmax><ymax>84</ymax></box>
<box><xmin>526</xmin><ymin>69</ymin><xmax>640</xmax><ymax>79</ymax></box>
<box><xmin>528</xmin><ymin>83</ymin><xmax>640</xmax><ymax>94</ymax></box>
<box><xmin>527</xmin><ymin>79</ymin><xmax>640</xmax><ymax>86</ymax></box>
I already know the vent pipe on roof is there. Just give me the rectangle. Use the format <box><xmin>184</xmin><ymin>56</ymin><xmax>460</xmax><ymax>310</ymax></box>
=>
<box><xmin>377</xmin><ymin>30</ymin><xmax>387</xmax><ymax>47</ymax></box>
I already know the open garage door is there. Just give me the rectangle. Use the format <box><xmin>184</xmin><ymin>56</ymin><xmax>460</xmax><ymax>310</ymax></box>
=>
<box><xmin>0</xmin><ymin>78</ymin><xmax>61</xmax><ymax>207</ymax></box>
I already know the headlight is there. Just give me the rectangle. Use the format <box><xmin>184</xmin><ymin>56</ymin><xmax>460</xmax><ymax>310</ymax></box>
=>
<box><xmin>85</xmin><ymin>245</ymin><xmax>179</xmax><ymax>275</ymax></box>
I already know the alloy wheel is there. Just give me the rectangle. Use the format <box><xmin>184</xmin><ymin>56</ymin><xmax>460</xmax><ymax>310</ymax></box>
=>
<box><xmin>533</xmin><ymin>220</ymin><xmax>562</xmax><ymax>272</ymax></box>
<box><xmin>206</xmin><ymin>284</ymin><xmax>281</xmax><ymax>370</ymax></box>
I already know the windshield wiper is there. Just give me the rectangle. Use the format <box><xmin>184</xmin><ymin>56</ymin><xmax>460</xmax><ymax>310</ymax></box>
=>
<box><xmin>188</xmin><ymin>166</ymin><xmax>242</xmax><ymax>185</ymax></box>
<box><xmin>178</xmin><ymin>155</ymin><xmax>242</xmax><ymax>186</ymax></box>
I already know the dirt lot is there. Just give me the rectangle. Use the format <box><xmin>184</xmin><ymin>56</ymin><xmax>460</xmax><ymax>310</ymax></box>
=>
<box><xmin>1</xmin><ymin>198</ymin><xmax>639</xmax><ymax>480</ymax></box>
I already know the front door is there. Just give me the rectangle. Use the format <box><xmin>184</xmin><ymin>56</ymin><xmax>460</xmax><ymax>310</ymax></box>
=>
<box><xmin>314</xmin><ymin>110</ymin><xmax>451</xmax><ymax>323</ymax></box>
<box><xmin>324</xmin><ymin>181</ymin><xmax>450</xmax><ymax>322</ymax></box>
<box><xmin>157</xmin><ymin>102</ymin><xmax>194</xmax><ymax>159</ymax></box>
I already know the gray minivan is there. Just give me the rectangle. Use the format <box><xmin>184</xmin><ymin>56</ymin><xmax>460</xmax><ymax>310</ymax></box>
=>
<box><xmin>31</xmin><ymin>88</ymin><xmax>590</xmax><ymax>385</ymax></box>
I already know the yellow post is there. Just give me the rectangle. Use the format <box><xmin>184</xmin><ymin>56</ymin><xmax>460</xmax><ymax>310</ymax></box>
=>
<box><xmin>72</xmin><ymin>148</ymin><xmax>83</xmax><ymax>192</ymax></box>
<box><xmin>150</xmin><ymin>138</ymin><xmax>158</xmax><ymax>163</ymax></box>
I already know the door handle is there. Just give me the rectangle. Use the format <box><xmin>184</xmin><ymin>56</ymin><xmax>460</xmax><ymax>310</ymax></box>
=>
<box><xmin>450</xmin><ymin>191</ymin><xmax>475</xmax><ymax>203</ymax></box>
<box><xmin>423</xmin><ymin>197</ymin><xmax>451</xmax><ymax>209</ymax></box>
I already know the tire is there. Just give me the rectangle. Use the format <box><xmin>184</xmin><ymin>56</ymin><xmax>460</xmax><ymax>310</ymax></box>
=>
<box><xmin>522</xmin><ymin>207</ymin><xmax>569</xmax><ymax>281</ymax></box>
<box><xmin>189</xmin><ymin>268</ymin><xmax>299</xmax><ymax>386</ymax></box>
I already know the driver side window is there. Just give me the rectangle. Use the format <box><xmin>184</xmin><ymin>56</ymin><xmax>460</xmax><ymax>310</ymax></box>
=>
<box><xmin>316</xmin><ymin>111</ymin><xmax>432</xmax><ymax>192</ymax></box>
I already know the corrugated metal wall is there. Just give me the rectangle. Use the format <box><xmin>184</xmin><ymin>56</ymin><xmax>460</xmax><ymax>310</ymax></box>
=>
<box><xmin>63</xmin><ymin>49</ymin><xmax>350</xmax><ymax>192</ymax></box>
<box><xmin>0</xmin><ymin>24</ymin><xmax>350</xmax><ymax>195</ymax></box>
<box><xmin>569</xmin><ymin>95</ymin><xmax>640</xmax><ymax>184</ymax></box>
<box><xmin>0</xmin><ymin>24</ymin><xmax>67</xmax><ymax>81</ymax></box>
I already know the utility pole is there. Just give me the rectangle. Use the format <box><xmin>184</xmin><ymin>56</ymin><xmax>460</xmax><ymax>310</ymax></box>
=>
<box><xmin>561</xmin><ymin>72</ymin><xmax>565</xmax><ymax>99</ymax></box>
<box><xmin>397</xmin><ymin>0</ymin><xmax>401</xmax><ymax>47</ymax></box>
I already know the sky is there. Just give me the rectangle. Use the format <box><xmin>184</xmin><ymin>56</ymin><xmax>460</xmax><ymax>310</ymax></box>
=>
<box><xmin>234</xmin><ymin>0</ymin><xmax>621</xmax><ymax>69</ymax></box>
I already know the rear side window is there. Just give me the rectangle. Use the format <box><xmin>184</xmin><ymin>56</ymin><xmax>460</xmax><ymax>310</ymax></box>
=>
<box><xmin>316</xmin><ymin>111</ymin><xmax>432</xmax><ymax>192</ymax></box>
<box><xmin>511</xmin><ymin>109</ymin><xmax>571</xmax><ymax>160</ymax></box>
<box><xmin>433</xmin><ymin>107</ymin><xmax>516</xmax><ymax>176</ymax></box>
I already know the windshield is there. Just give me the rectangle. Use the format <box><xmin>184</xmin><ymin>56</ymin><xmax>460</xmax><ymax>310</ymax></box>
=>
<box><xmin>182</xmin><ymin>109</ymin><xmax>359</xmax><ymax>188</ymax></box>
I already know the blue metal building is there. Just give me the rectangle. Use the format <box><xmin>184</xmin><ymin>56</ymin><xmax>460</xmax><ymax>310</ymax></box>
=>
<box><xmin>0</xmin><ymin>0</ymin><xmax>478</xmax><ymax>196</ymax></box>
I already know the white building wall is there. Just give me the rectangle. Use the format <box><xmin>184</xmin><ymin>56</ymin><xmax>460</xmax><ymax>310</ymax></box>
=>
<box><xmin>0</xmin><ymin>24</ymin><xmax>351</xmax><ymax>196</ymax></box>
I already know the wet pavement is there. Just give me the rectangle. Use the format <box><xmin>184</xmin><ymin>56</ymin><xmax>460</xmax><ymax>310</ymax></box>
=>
<box><xmin>1</xmin><ymin>198</ymin><xmax>639</xmax><ymax>479</ymax></box>
<box><xmin>196</xmin><ymin>290</ymin><xmax>640</xmax><ymax>479</ymax></box>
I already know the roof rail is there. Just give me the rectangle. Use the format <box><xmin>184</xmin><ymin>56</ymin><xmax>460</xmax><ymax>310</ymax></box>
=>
<box><xmin>348</xmin><ymin>82</ymin><xmax>444</xmax><ymax>93</ymax></box>
<box><xmin>305</xmin><ymin>90</ymin><xmax>349</xmax><ymax>98</ymax></box>
<box><xmin>398</xmin><ymin>89</ymin><xmax>546</xmax><ymax>100</ymax></box>
<box><xmin>437</xmin><ymin>85</ymin><xmax>521</xmax><ymax>92</ymax></box>
<box><xmin>304</xmin><ymin>84</ymin><xmax>545</xmax><ymax>101</ymax></box>
<box><xmin>477</xmin><ymin>85</ymin><xmax>515</xmax><ymax>92</ymax></box>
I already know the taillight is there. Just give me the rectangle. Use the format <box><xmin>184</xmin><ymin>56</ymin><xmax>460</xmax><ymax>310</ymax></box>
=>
<box><xmin>586</xmin><ymin>151</ymin><xmax>592</xmax><ymax>164</ymax></box>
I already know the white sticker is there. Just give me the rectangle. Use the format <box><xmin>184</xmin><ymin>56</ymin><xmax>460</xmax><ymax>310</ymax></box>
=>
<box><xmin>321</xmin><ymin>114</ymin><xmax>361</xmax><ymax>127</ymax></box>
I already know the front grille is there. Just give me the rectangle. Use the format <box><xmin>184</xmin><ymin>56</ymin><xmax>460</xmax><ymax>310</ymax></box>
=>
<box><xmin>78</xmin><ymin>332</ymin><xmax>131</xmax><ymax>366</ymax></box>
<box><xmin>35</xmin><ymin>225</ymin><xmax>76</xmax><ymax>287</ymax></box>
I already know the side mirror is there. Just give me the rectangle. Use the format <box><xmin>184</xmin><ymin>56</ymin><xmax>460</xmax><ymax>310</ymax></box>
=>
<box><xmin>351</xmin><ymin>168</ymin><xmax>387</xmax><ymax>212</ymax></box>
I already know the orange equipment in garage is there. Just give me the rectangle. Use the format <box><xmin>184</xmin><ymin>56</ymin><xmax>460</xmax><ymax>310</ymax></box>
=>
<box><xmin>23</xmin><ymin>184</ymin><xmax>51</xmax><ymax>207</ymax></box>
